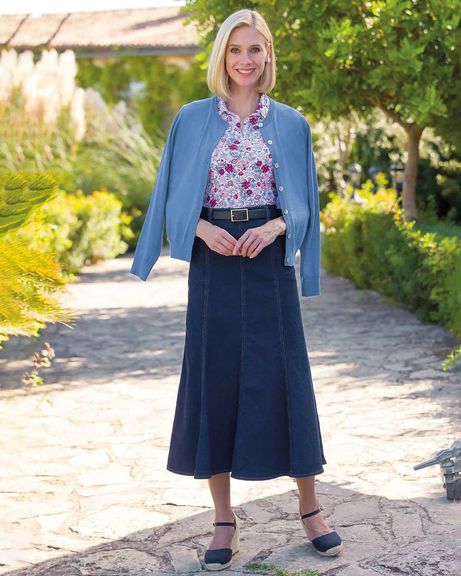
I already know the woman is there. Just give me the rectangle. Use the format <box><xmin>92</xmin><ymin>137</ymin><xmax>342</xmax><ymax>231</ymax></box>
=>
<box><xmin>130</xmin><ymin>8</ymin><xmax>342</xmax><ymax>571</ymax></box>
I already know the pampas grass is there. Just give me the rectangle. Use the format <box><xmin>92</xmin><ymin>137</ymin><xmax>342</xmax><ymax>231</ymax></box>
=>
<box><xmin>0</xmin><ymin>48</ymin><xmax>159</xmax><ymax>200</ymax></box>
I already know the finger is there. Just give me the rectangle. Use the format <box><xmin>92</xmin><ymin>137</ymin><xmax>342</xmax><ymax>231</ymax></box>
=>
<box><xmin>232</xmin><ymin>233</ymin><xmax>247</xmax><ymax>255</ymax></box>
<box><xmin>215</xmin><ymin>246</ymin><xmax>231</xmax><ymax>256</ymax></box>
<box><xmin>247</xmin><ymin>239</ymin><xmax>264</xmax><ymax>258</ymax></box>
<box><xmin>219</xmin><ymin>235</ymin><xmax>237</xmax><ymax>251</ymax></box>
<box><xmin>248</xmin><ymin>242</ymin><xmax>265</xmax><ymax>258</ymax></box>
<box><xmin>235</xmin><ymin>232</ymin><xmax>255</xmax><ymax>255</ymax></box>
<box><xmin>215</xmin><ymin>240</ymin><xmax>234</xmax><ymax>255</ymax></box>
<box><xmin>219</xmin><ymin>238</ymin><xmax>241</xmax><ymax>256</ymax></box>
<box><xmin>219</xmin><ymin>230</ymin><xmax>237</xmax><ymax>245</ymax></box>
<box><xmin>240</xmin><ymin>235</ymin><xmax>259</xmax><ymax>257</ymax></box>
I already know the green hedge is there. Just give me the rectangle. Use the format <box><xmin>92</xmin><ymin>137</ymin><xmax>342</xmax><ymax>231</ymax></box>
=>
<box><xmin>321</xmin><ymin>188</ymin><xmax>461</xmax><ymax>340</ymax></box>
<box><xmin>18</xmin><ymin>188</ymin><xmax>132</xmax><ymax>278</ymax></box>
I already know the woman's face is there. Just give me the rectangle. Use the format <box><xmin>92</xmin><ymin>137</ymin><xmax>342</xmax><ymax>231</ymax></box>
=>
<box><xmin>225</xmin><ymin>25</ymin><xmax>269</xmax><ymax>90</ymax></box>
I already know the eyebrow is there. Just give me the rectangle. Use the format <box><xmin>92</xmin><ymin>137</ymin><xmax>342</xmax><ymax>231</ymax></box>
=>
<box><xmin>228</xmin><ymin>43</ymin><xmax>262</xmax><ymax>47</ymax></box>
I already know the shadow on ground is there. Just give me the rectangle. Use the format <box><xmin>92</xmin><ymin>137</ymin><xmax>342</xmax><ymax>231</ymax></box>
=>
<box><xmin>2</xmin><ymin>482</ymin><xmax>458</xmax><ymax>576</ymax></box>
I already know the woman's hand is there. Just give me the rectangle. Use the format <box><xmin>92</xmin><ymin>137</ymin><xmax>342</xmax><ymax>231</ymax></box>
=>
<box><xmin>232</xmin><ymin>216</ymin><xmax>286</xmax><ymax>258</ymax></box>
<box><xmin>196</xmin><ymin>218</ymin><xmax>238</xmax><ymax>256</ymax></box>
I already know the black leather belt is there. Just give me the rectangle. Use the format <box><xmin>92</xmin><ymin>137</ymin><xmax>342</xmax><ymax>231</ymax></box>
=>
<box><xmin>201</xmin><ymin>206</ymin><xmax>282</xmax><ymax>222</ymax></box>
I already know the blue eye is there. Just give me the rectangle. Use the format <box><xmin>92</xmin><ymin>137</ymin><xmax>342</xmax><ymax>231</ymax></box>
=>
<box><xmin>230</xmin><ymin>47</ymin><xmax>261</xmax><ymax>53</ymax></box>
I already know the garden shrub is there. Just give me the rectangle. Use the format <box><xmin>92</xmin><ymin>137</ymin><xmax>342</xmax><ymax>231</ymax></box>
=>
<box><xmin>322</xmin><ymin>187</ymin><xmax>461</xmax><ymax>340</ymax></box>
<box><xmin>19</xmin><ymin>187</ymin><xmax>132</xmax><ymax>278</ymax></box>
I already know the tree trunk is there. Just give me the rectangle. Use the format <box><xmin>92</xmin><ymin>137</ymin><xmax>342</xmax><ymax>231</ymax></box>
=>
<box><xmin>402</xmin><ymin>124</ymin><xmax>425</xmax><ymax>221</ymax></box>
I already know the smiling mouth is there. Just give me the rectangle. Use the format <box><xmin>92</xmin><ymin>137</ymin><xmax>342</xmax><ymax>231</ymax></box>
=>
<box><xmin>236</xmin><ymin>68</ymin><xmax>255</xmax><ymax>75</ymax></box>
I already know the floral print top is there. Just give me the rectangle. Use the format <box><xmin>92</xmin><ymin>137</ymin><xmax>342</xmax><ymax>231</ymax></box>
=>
<box><xmin>202</xmin><ymin>92</ymin><xmax>278</xmax><ymax>208</ymax></box>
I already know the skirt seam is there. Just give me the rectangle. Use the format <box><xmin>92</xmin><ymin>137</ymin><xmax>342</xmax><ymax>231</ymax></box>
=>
<box><xmin>195</xmin><ymin>245</ymin><xmax>210</xmax><ymax>473</ymax></box>
<box><xmin>271</xmin><ymin>240</ymin><xmax>293</xmax><ymax>469</ymax></box>
<box><xmin>232</xmin><ymin>243</ymin><xmax>246</xmax><ymax>466</ymax></box>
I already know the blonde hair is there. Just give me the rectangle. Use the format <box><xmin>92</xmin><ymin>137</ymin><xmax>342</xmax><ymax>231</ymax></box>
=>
<box><xmin>207</xmin><ymin>9</ymin><xmax>276</xmax><ymax>100</ymax></box>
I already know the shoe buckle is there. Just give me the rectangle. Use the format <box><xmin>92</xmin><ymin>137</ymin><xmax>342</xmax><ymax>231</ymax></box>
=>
<box><xmin>230</xmin><ymin>208</ymin><xmax>249</xmax><ymax>222</ymax></box>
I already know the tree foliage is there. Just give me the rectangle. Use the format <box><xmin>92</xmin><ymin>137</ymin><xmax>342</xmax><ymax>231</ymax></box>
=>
<box><xmin>182</xmin><ymin>0</ymin><xmax>461</xmax><ymax>219</ymax></box>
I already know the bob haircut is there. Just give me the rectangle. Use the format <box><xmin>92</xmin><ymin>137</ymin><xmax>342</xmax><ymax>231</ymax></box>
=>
<box><xmin>207</xmin><ymin>9</ymin><xmax>276</xmax><ymax>101</ymax></box>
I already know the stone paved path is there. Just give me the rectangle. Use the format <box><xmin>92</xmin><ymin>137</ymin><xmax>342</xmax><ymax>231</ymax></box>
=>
<box><xmin>0</xmin><ymin>245</ymin><xmax>460</xmax><ymax>576</ymax></box>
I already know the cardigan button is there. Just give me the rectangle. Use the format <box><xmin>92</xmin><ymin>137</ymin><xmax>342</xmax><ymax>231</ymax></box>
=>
<box><xmin>274</xmin><ymin>162</ymin><xmax>279</xmax><ymax>168</ymax></box>
<box><xmin>284</xmin><ymin>208</ymin><xmax>288</xmax><ymax>214</ymax></box>
<box><xmin>278</xmin><ymin>185</ymin><xmax>284</xmax><ymax>192</ymax></box>
<box><xmin>267</xmin><ymin>139</ymin><xmax>273</xmax><ymax>144</ymax></box>
<box><xmin>287</xmin><ymin>233</ymin><xmax>292</xmax><ymax>239</ymax></box>
<box><xmin>286</xmin><ymin>257</ymin><xmax>291</xmax><ymax>264</ymax></box>
<box><xmin>258</xmin><ymin>122</ymin><xmax>263</xmax><ymax>127</ymax></box>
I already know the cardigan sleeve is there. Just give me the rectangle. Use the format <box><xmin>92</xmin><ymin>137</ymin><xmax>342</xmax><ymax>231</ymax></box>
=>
<box><xmin>299</xmin><ymin>120</ymin><xmax>321</xmax><ymax>297</ymax></box>
<box><xmin>129</xmin><ymin>108</ymin><xmax>182</xmax><ymax>281</ymax></box>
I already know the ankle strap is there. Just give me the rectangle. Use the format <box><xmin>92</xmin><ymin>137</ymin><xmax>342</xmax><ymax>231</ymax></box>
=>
<box><xmin>213</xmin><ymin>515</ymin><xmax>236</xmax><ymax>527</ymax></box>
<box><xmin>213</xmin><ymin>521</ymin><xmax>235</xmax><ymax>526</ymax></box>
<box><xmin>300</xmin><ymin>507</ymin><xmax>322</xmax><ymax>519</ymax></box>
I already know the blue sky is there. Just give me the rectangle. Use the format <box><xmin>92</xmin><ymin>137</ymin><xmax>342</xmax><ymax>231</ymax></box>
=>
<box><xmin>0</xmin><ymin>1</ymin><xmax>185</xmax><ymax>15</ymax></box>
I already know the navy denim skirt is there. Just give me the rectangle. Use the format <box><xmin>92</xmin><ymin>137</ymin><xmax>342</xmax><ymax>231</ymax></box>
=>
<box><xmin>166</xmin><ymin>205</ymin><xmax>327</xmax><ymax>480</ymax></box>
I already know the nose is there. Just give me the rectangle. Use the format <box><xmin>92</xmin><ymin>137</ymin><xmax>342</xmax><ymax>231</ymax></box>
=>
<box><xmin>240</xmin><ymin>53</ymin><xmax>254</xmax><ymax>64</ymax></box>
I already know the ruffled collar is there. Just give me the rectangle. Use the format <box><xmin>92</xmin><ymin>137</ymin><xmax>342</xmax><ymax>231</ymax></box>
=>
<box><xmin>217</xmin><ymin>93</ymin><xmax>270</xmax><ymax>127</ymax></box>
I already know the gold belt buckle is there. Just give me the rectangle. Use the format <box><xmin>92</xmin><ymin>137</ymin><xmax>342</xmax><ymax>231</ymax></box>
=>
<box><xmin>230</xmin><ymin>208</ymin><xmax>249</xmax><ymax>222</ymax></box>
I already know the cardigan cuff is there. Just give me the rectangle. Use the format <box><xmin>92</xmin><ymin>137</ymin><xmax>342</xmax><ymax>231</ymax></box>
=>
<box><xmin>301</xmin><ymin>275</ymin><xmax>320</xmax><ymax>297</ymax></box>
<box><xmin>130</xmin><ymin>259</ymin><xmax>152</xmax><ymax>281</ymax></box>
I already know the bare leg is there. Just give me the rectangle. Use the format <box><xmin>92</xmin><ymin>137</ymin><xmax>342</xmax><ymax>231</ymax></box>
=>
<box><xmin>207</xmin><ymin>472</ymin><xmax>235</xmax><ymax>550</ymax></box>
<box><xmin>296</xmin><ymin>475</ymin><xmax>333</xmax><ymax>539</ymax></box>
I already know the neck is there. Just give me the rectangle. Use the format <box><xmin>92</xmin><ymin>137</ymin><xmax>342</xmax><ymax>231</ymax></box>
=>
<box><xmin>225</xmin><ymin>83</ymin><xmax>262</xmax><ymax>115</ymax></box>
<box><xmin>228</xmin><ymin>81</ymin><xmax>261</xmax><ymax>100</ymax></box>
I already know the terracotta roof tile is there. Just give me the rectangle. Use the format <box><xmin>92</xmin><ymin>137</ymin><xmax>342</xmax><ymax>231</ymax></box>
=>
<box><xmin>0</xmin><ymin>14</ymin><xmax>28</xmax><ymax>45</ymax></box>
<box><xmin>0</xmin><ymin>7</ymin><xmax>199</xmax><ymax>51</ymax></box>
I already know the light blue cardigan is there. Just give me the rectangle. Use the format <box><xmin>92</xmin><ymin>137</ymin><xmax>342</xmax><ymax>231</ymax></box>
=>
<box><xmin>130</xmin><ymin>94</ymin><xmax>321</xmax><ymax>297</ymax></box>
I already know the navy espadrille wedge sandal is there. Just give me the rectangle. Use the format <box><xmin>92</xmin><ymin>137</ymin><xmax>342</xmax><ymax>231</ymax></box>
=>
<box><xmin>204</xmin><ymin>513</ymin><xmax>240</xmax><ymax>571</ymax></box>
<box><xmin>299</xmin><ymin>504</ymin><xmax>342</xmax><ymax>557</ymax></box>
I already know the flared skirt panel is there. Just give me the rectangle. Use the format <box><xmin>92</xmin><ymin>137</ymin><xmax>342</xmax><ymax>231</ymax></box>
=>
<box><xmin>166</xmin><ymin>213</ymin><xmax>327</xmax><ymax>480</ymax></box>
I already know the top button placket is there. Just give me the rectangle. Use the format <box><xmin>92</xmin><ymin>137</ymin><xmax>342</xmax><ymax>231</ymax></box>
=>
<box><xmin>263</xmin><ymin>132</ymin><xmax>292</xmax><ymax>262</ymax></box>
